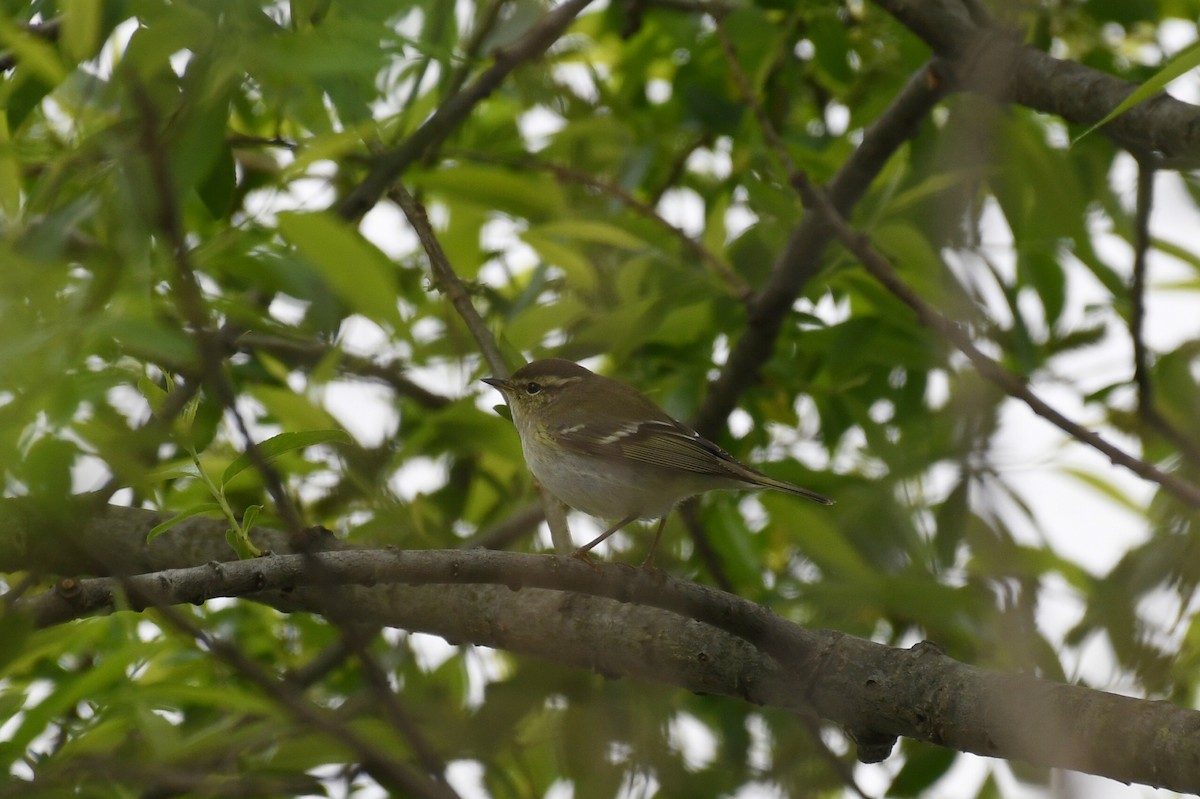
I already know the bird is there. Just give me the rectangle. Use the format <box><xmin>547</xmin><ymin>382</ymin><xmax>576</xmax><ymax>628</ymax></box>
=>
<box><xmin>483</xmin><ymin>358</ymin><xmax>832</xmax><ymax>565</ymax></box>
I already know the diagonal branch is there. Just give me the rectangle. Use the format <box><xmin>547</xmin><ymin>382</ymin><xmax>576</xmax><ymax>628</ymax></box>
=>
<box><xmin>128</xmin><ymin>81</ymin><xmax>306</xmax><ymax>537</ymax></box>
<box><xmin>389</xmin><ymin>183</ymin><xmax>573</xmax><ymax>551</ymax></box>
<box><xmin>691</xmin><ymin>62</ymin><xmax>944</xmax><ymax>437</ymax></box>
<box><xmin>1130</xmin><ymin>161</ymin><xmax>1155</xmax><ymax>406</ymax></box>
<box><xmin>141</xmin><ymin>595</ymin><xmax>458</xmax><ymax>799</ymax></box>
<box><xmin>787</xmin><ymin>171</ymin><xmax>1200</xmax><ymax>509</ymax></box>
<box><xmin>337</xmin><ymin>0</ymin><xmax>597</xmax><ymax>222</ymax></box>
<box><xmin>389</xmin><ymin>185</ymin><xmax>508</xmax><ymax>376</ymax></box>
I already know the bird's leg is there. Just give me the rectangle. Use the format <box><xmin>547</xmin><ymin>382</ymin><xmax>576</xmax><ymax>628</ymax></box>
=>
<box><xmin>640</xmin><ymin>516</ymin><xmax>669</xmax><ymax>570</ymax></box>
<box><xmin>572</xmin><ymin>514</ymin><xmax>639</xmax><ymax>562</ymax></box>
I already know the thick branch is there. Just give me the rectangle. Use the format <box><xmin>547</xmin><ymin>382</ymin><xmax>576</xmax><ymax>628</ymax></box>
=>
<box><xmin>872</xmin><ymin>0</ymin><xmax>1200</xmax><ymax>165</ymax></box>
<box><xmin>6</xmin><ymin>503</ymin><xmax>1200</xmax><ymax>792</ymax></box>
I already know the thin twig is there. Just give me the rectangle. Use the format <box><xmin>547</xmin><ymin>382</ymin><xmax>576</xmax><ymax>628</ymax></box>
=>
<box><xmin>128</xmin><ymin>81</ymin><xmax>306</xmax><ymax>536</ymax></box>
<box><xmin>389</xmin><ymin>184</ymin><xmax>508</xmax><ymax>377</ymax></box>
<box><xmin>427</xmin><ymin>0</ymin><xmax>510</xmax><ymax>147</ymax></box>
<box><xmin>239</xmin><ymin>332</ymin><xmax>452</xmax><ymax>409</ymax></box>
<box><xmin>336</xmin><ymin>627</ymin><xmax>457</xmax><ymax>789</ymax></box>
<box><xmin>644</xmin><ymin>133</ymin><xmax>710</xmax><ymax>207</ymax></box>
<box><xmin>1128</xmin><ymin>159</ymin><xmax>1200</xmax><ymax>468</ymax></box>
<box><xmin>677</xmin><ymin>501</ymin><xmax>733</xmax><ymax>592</ymax></box>
<box><xmin>711</xmin><ymin>14</ymin><xmax>796</xmax><ymax>176</ymax></box>
<box><xmin>338</xmin><ymin>0</ymin><xmax>596</xmax><ymax>221</ymax></box>
<box><xmin>389</xmin><ymin>183</ymin><xmax>571</xmax><ymax>549</ymax></box>
<box><xmin>141</xmin><ymin>597</ymin><xmax>457</xmax><ymax>799</ymax></box>
<box><xmin>459</xmin><ymin>502</ymin><xmax>546</xmax><ymax>549</ymax></box>
<box><xmin>227</xmin><ymin>134</ymin><xmax>298</xmax><ymax>150</ymax></box>
<box><xmin>1130</xmin><ymin>160</ymin><xmax>1155</xmax><ymax>412</ymax></box>
<box><xmin>286</xmin><ymin>637</ymin><xmax>358</xmax><ymax>688</ymax></box>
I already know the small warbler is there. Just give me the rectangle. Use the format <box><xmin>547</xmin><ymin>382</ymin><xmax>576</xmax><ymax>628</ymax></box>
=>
<box><xmin>484</xmin><ymin>359</ymin><xmax>832</xmax><ymax>565</ymax></box>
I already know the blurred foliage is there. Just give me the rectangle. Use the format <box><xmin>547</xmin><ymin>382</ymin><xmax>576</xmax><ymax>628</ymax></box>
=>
<box><xmin>1</xmin><ymin>0</ymin><xmax>1199</xmax><ymax>796</ymax></box>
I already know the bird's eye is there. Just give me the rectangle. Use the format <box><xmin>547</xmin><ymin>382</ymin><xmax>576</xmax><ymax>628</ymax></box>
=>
<box><xmin>524</xmin><ymin>382</ymin><xmax>543</xmax><ymax>395</ymax></box>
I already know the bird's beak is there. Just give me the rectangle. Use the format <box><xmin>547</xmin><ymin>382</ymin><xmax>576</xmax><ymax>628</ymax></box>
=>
<box><xmin>482</xmin><ymin>376</ymin><xmax>510</xmax><ymax>391</ymax></box>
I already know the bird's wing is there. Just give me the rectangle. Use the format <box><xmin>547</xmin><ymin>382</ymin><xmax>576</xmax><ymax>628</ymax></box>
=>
<box><xmin>550</xmin><ymin>418</ymin><xmax>745</xmax><ymax>479</ymax></box>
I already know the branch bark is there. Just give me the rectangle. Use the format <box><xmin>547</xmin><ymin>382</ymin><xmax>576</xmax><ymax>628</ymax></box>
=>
<box><xmin>871</xmin><ymin>0</ymin><xmax>1200</xmax><ymax>166</ymax></box>
<box><xmin>6</xmin><ymin>502</ymin><xmax>1200</xmax><ymax>793</ymax></box>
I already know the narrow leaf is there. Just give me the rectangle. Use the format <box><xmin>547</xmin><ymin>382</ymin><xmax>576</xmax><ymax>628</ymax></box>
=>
<box><xmin>221</xmin><ymin>429</ymin><xmax>351</xmax><ymax>486</ymax></box>
<box><xmin>278</xmin><ymin>212</ymin><xmax>402</xmax><ymax>326</ymax></box>
<box><xmin>1073</xmin><ymin>40</ymin><xmax>1200</xmax><ymax>144</ymax></box>
<box><xmin>147</xmin><ymin>503</ymin><xmax>222</xmax><ymax>543</ymax></box>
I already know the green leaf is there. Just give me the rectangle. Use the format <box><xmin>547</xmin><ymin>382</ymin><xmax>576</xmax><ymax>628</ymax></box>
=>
<box><xmin>1060</xmin><ymin>467</ymin><xmax>1145</xmax><ymax>516</ymax></box>
<box><xmin>221</xmin><ymin>429</ymin><xmax>351</xmax><ymax>487</ymax></box>
<box><xmin>61</xmin><ymin>0</ymin><xmax>102</xmax><ymax>63</ymax></box>
<box><xmin>277</xmin><ymin>211</ymin><xmax>403</xmax><ymax>326</ymax></box>
<box><xmin>526</xmin><ymin>220</ymin><xmax>649</xmax><ymax>251</ymax></box>
<box><xmin>1017</xmin><ymin>245</ymin><xmax>1066</xmax><ymax>327</ymax></box>
<box><xmin>96</xmin><ymin>316</ymin><xmax>199</xmax><ymax>368</ymax></box>
<box><xmin>646</xmin><ymin>302</ymin><xmax>712</xmax><ymax>346</ymax></box>
<box><xmin>0</xmin><ymin>644</ymin><xmax>137</xmax><ymax>759</ymax></box>
<box><xmin>933</xmin><ymin>478</ymin><xmax>968</xmax><ymax>570</ymax></box>
<box><xmin>146</xmin><ymin>503</ymin><xmax>223</xmax><ymax>542</ymax></box>
<box><xmin>505</xmin><ymin>295</ymin><xmax>589</xmax><ymax>350</ymax></box>
<box><xmin>196</xmin><ymin>143</ymin><xmax>236</xmax><ymax>219</ymax></box>
<box><xmin>887</xmin><ymin>743</ymin><xmax>956</xmax><ymax>796</ymax></box>
<box><xmin>226</xmin><ymin>526</ymin><xmax>260</xmax><ymax>559</ymax></box>
<box><xmin>1073</xmin><ymin>39</ymin><xmax>1200</xmax><ymax>144</ymax></box>
<box><xmin>241</xmin><ymin>504</ymin><xmax>262</xmax><ymax>534</ymax></box>
<box><xmin>0</xmin><ymin>18</ymin><xmax>68</xmax><ymax>85</ymax></box>
<box><xmin>414</xmin><ymin>164</ymin><xmax>565</xmax><ymax>221</ymax></box>
<box><xmin>521</xmin><ymin>231</ymin><xmax>598</xmax><ymax>292</ymax></box>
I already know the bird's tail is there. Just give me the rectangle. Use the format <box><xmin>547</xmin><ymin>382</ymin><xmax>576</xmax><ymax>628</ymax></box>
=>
<box><xmin>742</xmin><ymin>468</ymin><xmax>834</xmax><ymax>505</ymax></box>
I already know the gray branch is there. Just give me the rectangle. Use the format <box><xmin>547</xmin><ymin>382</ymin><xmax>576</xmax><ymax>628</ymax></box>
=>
<box><xmin>873</xmin><ymin>0</ymin><xmax>1200</xmax><ymax>165</ymax></box>
<box><xmin>4</xmin><ymin>501</ymin><xmax>1200</xmax><ymax>792</ymax></box>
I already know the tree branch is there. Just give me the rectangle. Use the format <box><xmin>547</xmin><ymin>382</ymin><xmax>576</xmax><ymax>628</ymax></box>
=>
<box><xmin>871</xmin><ymin>0</ymin><xmax>1200</xmax><ymax>166</ymax></box>
<box><xmin>140</xmin><ymin>592</ymin><xmax>458</xmax><ymax>799</ymax></box>
<box><xmin>238</xmin><ymin>332</ymin><xmax>452</xmax><ymax>410</ymax></box>
<box><xmin>389</xmin><ymin>183</ymin><xmax>573</xmax><ymax>551</ymax></box>
<box><xmin>10</xmin><ymin>508</ymin><xmax>1200</xmax><ymax>793</ymax></box>
<box><xmin>691</xmin><ymin>61</ymin><xmax>944</xmax><ymax>437</ymax></box>
<box><xmin>786</xmin><ymin>171</ymin><xmax>1200</xmax><ymax>509</ymax></box>
<box><xmin>389</xmin><ymin>184</ymin><xmax>508</xmax><ymax>377</ymax></box>
<box><xmin>337</xmin><ymin>0</ymin><xmax>597</xmax><ymax>222</ymax></box>
<box><xmin>1128</xmin><ymin>160</ymin><xmax>1200</xmax><ymax>468</ymax></box>
<box><xmin>128</xmin><ymin>81</ymin><xmax>306</xmax><ymax>537</ymax></box>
